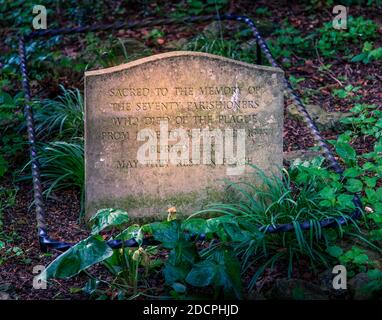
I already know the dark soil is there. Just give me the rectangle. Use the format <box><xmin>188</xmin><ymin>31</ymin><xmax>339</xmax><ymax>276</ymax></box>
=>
<box><xmin>1</xmin><ymin>186</ymin><xmax>88</xmax><ymax>299</ymax></box>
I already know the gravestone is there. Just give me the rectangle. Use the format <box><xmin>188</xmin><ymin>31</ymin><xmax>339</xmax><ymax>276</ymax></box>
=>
<box><xmin>85</xmin><ymin>51</ymin><xmax>284</xmax><ymax>220</ymax></box>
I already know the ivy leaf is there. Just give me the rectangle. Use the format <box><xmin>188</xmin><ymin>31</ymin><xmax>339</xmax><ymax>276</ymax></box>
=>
<box><xmin>345</xmin><ymin>179</ymin><xmax>363</xmax><ymax>193</ymax></box>
<box><xmin>337</xmin><ymin>194</ymin><xmax>355</xmax><ymax>208</ymax></box>
<box><xmin>319</xmin><ymin>187</ymin><xmax>336</xmax><ymax>200</ymax></box>
<box><xmin>362</xmin><ymin>162</ymin><xmax>375</xmax><ymax>171</ymax></box>
<box><xmin>376</xmin><ymin>188</ymin><xmax>382</xmax><ymax>199</ymax></box>
<box><xmin>90</xmin><ymin>208</ymin><xmax>129</xmax><ymax>235</ymax></box>
<box><xmin>373</xmin><ymin>202</ymin><xmax>382</xmax><ymax>214</ymax></box>
<box><xmin>335</xmin><ymin>143</ymin><xmax>356</xmax><ymax>161</ymax></box>
<box><xmin>364</xmin><ymin>177</ymin><xmax>378</xmax><ymax>188</ymax></box>
<box><xmin>365</xmin><ymin>188</ymin><xmax>376</xmax><ymax>203</ymax></box>
<box><xmin>354</xmin><ymin>254</ymin><xmax>369</xmax><ymax>265</ymax></box>
<box><xmin>343</xmin><ymin>167</ymin><xmax>361</xmax><ymax>178</ymax></box>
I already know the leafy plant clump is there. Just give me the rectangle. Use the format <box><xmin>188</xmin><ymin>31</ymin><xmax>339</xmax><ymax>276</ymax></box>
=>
<box><xmin>40</xmin><ymin>160</ymin><xmax>378</xmax><ymax>299</ymax></box>
<box><xmin>20</xmin><ymin>140</ymin><xmax>84</xmax><ymax>212</ymax></box>
<box><xmin>318</xmin><ymin>16</ymin><xmax>378</xmax><ymax>58</ymax></box>
<box><xmin>171</xmin><ymin>0</ymin><xmax>229</xmax><ymax>18</ymax></box>
<box><xmin>34</xmin><ymin>85</ymin><xmax>84</xmax><ymax>140</ymax></box>
<box><xmin>190</xmin><ymin>164</ymin><xmax>366</xmax><ymax>289</ymax></box>
<box><xmin>351</xmin><ymin>41</ymin><xmax>382</xmax><ymax>64</ymax></box>
<box><xmin>41</xmin><ymin>208</ymin><xmax>244</xmax><ymax>299</ymax></box>
<box><xmin>185</xmin><ymin>31</ymin><xmax>258</xmax><ymax>64</ymax></box>
<box><xmin>0</xmin><ymin>90</ymin><xmax>26</xmax><ymax>174</ymax></box>
<box><xmin>20</xmin><ymin>86</ymin><xmax>85</xmax><ymax>211</ymax></box>
<box><xmin>268</xmin><ymin>25</ymin><xmax>314</xmax><ymax>65</ymax></box>
<box><xmin>331</xmin><ymin>104</ymin><xmax>382</xmax><ymax>244</ymax></box>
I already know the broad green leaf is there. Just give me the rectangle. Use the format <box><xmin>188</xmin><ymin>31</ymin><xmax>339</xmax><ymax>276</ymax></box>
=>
<box><xmin>172</xmin><ymin>282</ymin><xmax>187</xmax><ymax>294</ymax></box>
<box><xmin>364</xmin><ymin>177</ymin><xmax>377</xmax><ymax>188</ymax></box>
<box><xmin>326</xmin><ymin>245</ymin><xmax>343</xmax><ymax>258</ymax></box>
<box><xmin>345</xmin><ymin>179</ymin><xmax>363</xmax><ymax>193</ymax></box>
<box><xmin>206</xmin><ymin>216</ymin><xmax>232</xmax><ymax>233</ymax></box>
<box><xmin>104</xmin><ymin>250</ymin><xmax>123</xmax><ymax>275</ymax></box>
<box><xmin>369</xmin><ymin>213</ymin><xmax>382</xmax><ymax>224</ymax></box>
<box><xmin>163</xmin><ymin>263</ymin><xmax>190</xmax><ymax>284</ymax></box>
<box><xmin>182</xmin><ymin>218</ymin><xmax>209</xmax><ymax>234</ymax></box>
<box><xmin>337</xmin><ymin>194</ymin><xmax>355</xmax><ymax>208</ymax></box>
<box><xmin>222</xmin><ymin>222</ymin><xmax>250</xmax><ymax>242</ymax></box>
<box><xmin>335</xmin><ymin>143</ymin><xmax>356</xmax><ymax>161</ymax></box>
<box><xmin>319</xmin><ymin>199</ymin><xmax>333</xmax><ymax>207</ymax></box>
<box><xmin>369</xmin><ymin>228</ymin><xmax>382</xmax><ymax>241</ymax></box>
<box><xmin>168</xmin><ymin>240</ymin><xmax>198</xmax><ymax>265</ymax></box>
<box><xmin>374</xmin><ymin>202</ymin><xmax>382</xmax><ymax>214</ymax></box>
<box><xmin>201</xmin><ymin>247</ymin><xmax>243</xmax><ymax>299</ymax></box>
<box><xmin>150</xmin><ymin>220</ymin><xmax>179</xmax><ymax>248</ymax></box>
<box><xmin>220</xmin><ymin>249</ymin><xmax>243</xmax><ymax>299</ymax></box>
<box><xmin>0</xmin><ymin>91</ymin><xmax>13</xmax><ymax>105</ymax></box>
<box><xmin>367</xmin><ymin>269</ymin><xmax>382</xmax><ymax>280</ymax></box>
<box><xmin>115</xmin><ymin>224</ymin><xmax>142</xmax><ymax>243</ymax></box>
<box><xmin>343</xmin><ymin>167</ymin><xmax>361</xmax><ymax>178</ymax></box>
<box><xmin>43</xmin><ymin>235</ymin><xmax>113</xmax><ymax>279</ymax></box>
<box><xmin>90</xmin><ymin>208</ymin><xmax>129</xmax><ymax>235</ymax></box>
<box><xmin>186</xmin><ymin>260</ymin><xmax>217</xmax><ymax>287</ymax></box>
<box><xmin>354</xmin><ymin>254</ymin><xmax>369</xmax><ymax>265</ymax></box>
<box><xmin>376</xmin><ymin>188</ymin><xmax>382</xmax><ymax>199</ymax></box>
<box><xmin>365</xmin><ymin>188</ymin><xmax>376</xmax><ymax>202</ymax></box>
<box><xmin>319</xmin><ymin>187</ymin><xmax>336</xmax><ymax>200</ymax></box>
<box><xmin>362</xmin><ymin>162</ymin><xmax>375</xmax><ymax>171</ymax></box>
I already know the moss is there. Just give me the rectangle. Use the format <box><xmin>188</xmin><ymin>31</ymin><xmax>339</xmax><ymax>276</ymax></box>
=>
<box><xmin>85</xmin><ymin>186</ymin><xmax>230</xmax><ymax>224</ymax></box>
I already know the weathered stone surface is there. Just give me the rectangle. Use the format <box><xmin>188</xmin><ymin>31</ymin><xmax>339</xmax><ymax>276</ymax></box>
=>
<box><xmin>283</xmin><ymin>150</ymin><xmax>322</xmax><ymax>162</ymax></box>
<box><xmin>85</xmin><ymin>51</ymin><xmax>284</xmax><ymax>220</ymax></box>
<box><xmin>287</xmin><ymin>103</ymin><xmax>351</xmax><ymax>131</ymax></box>
<box><xmin>348</xmin><ymin>273</ymin><xmax>374</xmax><ymax>300</ymax></box>
<box><xmin>318</xmin><ymin>270</ymin><xmax>349</xmax><ymax>299</ymax></box>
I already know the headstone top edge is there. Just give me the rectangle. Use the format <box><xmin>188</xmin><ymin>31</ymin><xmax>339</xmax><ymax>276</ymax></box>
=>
<box><xmin>84</xmin><ymin>51</ymin><xmax>284</xmax><ymax>77</ymax></box>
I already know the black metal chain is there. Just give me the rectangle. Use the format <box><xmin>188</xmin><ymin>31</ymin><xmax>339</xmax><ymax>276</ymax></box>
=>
<box><xmin>17</xmin><ymin>14</ymin><xmax>362</xmax><ymax>251</ymax></box>
<box><xmin>18</xmin><ymin>37</ymin><xmax>49</xmax><ymax>241</ymax></box>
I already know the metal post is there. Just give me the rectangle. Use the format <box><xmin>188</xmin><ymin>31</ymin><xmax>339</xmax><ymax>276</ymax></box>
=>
<box><xmin>18</xmin><ymin>36</ymin><xmax>48</xmax><ymax>239</ymax></box>
<box><xmin>256</xmin><ymin>41</ymin><xmax>262</xmax><ymax>65</ymax></box>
